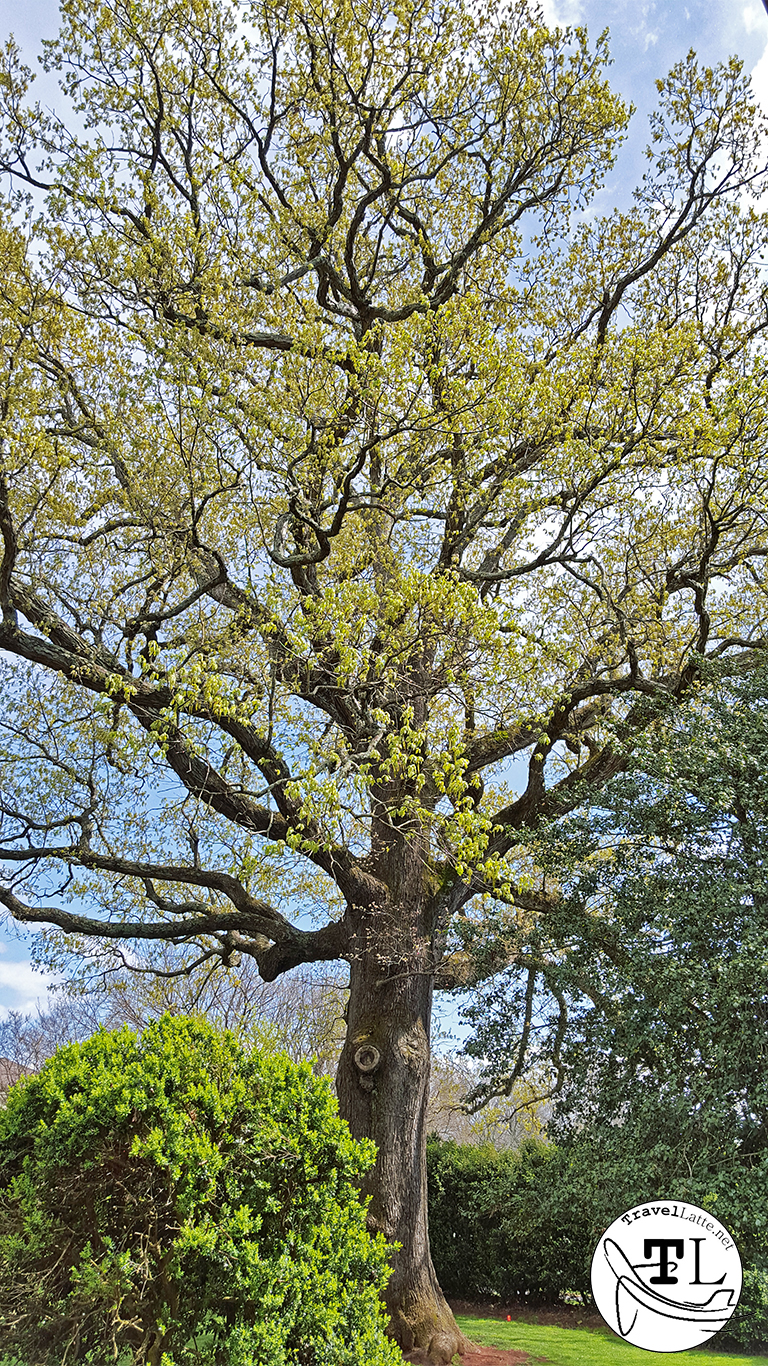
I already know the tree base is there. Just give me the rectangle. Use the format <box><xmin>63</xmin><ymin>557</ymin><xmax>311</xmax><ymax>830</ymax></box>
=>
<box><xmin>388</xmin><ymin>1293</ymin><xmax>473</xmax><ymax>1364</ymax></box>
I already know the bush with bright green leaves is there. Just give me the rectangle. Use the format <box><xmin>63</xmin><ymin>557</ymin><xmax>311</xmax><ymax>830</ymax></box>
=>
<box><xmin>0</xmin><ymin>1013</ymin><xmax>401</xmax><ymax>1366</ymax></box>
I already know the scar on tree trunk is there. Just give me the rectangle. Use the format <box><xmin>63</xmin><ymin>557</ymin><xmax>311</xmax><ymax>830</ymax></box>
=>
<box><xmin>336</xmin><ymin>945</ymin><xmax>472</xmax><ymax>1365</ymax></box>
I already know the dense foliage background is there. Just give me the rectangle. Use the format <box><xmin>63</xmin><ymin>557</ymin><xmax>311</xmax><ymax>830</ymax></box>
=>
<box><xmin>428</xmin><ymin>662</ymin><xmax>768</xmax><ymax>1351</ymax></box>
<box><xmin>426</xmin><ymin>1134</ymin><xmax>768</xmax><ymax>1352</ymax></box>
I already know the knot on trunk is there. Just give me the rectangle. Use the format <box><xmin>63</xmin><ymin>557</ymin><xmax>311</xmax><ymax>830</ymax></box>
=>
<box><xmin>354</xmin><ymin>1043</ymin><xmax>381</xmax><ymax>1090</ymax></box>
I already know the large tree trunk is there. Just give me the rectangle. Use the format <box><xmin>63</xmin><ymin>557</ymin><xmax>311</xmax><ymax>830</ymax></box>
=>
<box><xmin>336</xmin><ymin>898</ymin><xmax>471</xmax><ymax>1364</ymax></box>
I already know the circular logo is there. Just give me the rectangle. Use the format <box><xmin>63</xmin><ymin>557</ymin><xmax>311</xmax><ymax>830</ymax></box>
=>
<box><xmin>590</xmin><ymin>1201</ymin><xmax>742</xmax><ymax>1353</ymax></box>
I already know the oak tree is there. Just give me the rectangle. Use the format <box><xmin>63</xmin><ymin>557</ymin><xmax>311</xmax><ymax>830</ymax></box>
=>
<box><xmin>1</xmin><ymin>0</ymin><xmax>768</xmax><ymax>1356</ymax></box>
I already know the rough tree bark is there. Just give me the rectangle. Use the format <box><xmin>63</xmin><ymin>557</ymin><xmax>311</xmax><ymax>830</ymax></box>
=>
<box><xmin>336</xmin><ymin>886</ymin><xmax>469</xmax><ymax>1362</ymax></box>
<box><xmin>332</xmin><ymin>772</ymin><xmax>469</xmax><ymax>1362</ymax></box>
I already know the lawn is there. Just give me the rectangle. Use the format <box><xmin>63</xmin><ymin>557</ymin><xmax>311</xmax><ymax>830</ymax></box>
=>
<box><xmin>454</xmin><ymin>1315</ymin><xmax>768</xmax><ymax>1366</ymax></box>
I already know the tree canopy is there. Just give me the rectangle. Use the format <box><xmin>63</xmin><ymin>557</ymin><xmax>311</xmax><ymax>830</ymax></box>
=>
<box><xmin>454</xmin><ymin>662</ymin><xmax>768</xmax><ymax>1346</ymax></box>
<box><xmin>1</xmin><ymin>0</ymin><xmax>768</xmax><ymax>1354</ymax></box>
<box><xmin>486</xmin><ymin>661</ymin><xmax>768</xmax><ymax>1155</ymax></box>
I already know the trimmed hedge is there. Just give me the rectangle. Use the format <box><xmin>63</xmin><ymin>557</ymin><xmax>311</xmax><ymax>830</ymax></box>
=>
<box><xmin>426</xmin><ymin>1134</ymin><xmax>593</xmax><ymax>1304</ymax></box>
<box><xmin>426</xmin><ymin>1133</ymin><xmax>768</xmax><ymax>1352</ymax></box>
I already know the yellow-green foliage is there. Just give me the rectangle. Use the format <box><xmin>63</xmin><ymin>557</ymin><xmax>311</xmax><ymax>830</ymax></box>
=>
<box><xmin>1</xmin><ymin>0</ymin><xmax>766</xmax><ymax>986</ymax></box>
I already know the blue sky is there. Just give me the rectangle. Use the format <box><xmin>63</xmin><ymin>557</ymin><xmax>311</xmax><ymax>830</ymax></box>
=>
<box><xmin>1</xmin><ymin>0</ymin><xmax>768</xmax><ymax>1019</ymax></box>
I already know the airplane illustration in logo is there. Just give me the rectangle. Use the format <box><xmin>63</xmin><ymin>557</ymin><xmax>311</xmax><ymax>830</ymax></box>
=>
<box><xmin>602</xmin><ymin>1239</ymin><xmax>736</xmax><ymax>1338</ymax></box>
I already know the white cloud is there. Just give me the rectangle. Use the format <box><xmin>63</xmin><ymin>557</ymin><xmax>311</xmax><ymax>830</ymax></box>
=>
<box><xmin>539</xmin><ymin>0</ymin><xmax>585</xmax><ymax>27</ymax></box>
<box><xmin>744</xmin><ymin>3</ymin><xmax>765</xmax><ymax>34</ymax></box>
<box><xmin>750</xmin><ymin>36</ymin><xmax>768</xmax><ymax>112</ymax></box>
<box><xmin>0</xmin><ymin>958</ymin><xmax>59</xmax><ymax>1018</ymax></box>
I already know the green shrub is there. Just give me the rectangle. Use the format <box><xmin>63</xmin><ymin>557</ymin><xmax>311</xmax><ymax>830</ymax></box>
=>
<box><xmin>0</xmin><ymin>1013</ymin><xmax>401</xmax><ymax>1366</ymax></box>
<box><xmin>427</xmin><ymin>1132</ymin><xmax>768</xmax><ymax>1351</ymax></box>
<box><xmin>717</xmin><ymin>1266</ymin><xmax>768</xmax><ymax>1353</ymax></box>
<box><xmin>426</xmin><ymin>1135</ymin><xmax>592</xmax><ymax>1303</ymax></box>
<box><xmin>426</xmin><ymin>1136</ymin><xmax>502</xmax><ymax>1297</ymax></box>
<box><xmin>550</xmin><ymin>1124</ymin><xmax>768</xmax><ymax>1351</ymax></box>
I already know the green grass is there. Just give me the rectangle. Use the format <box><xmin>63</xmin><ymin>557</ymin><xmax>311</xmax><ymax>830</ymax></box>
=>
<box><xmin>454</xmin><ymin>1314</ymin><xmax>768</xmax><ymax>1366</ymax></box>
